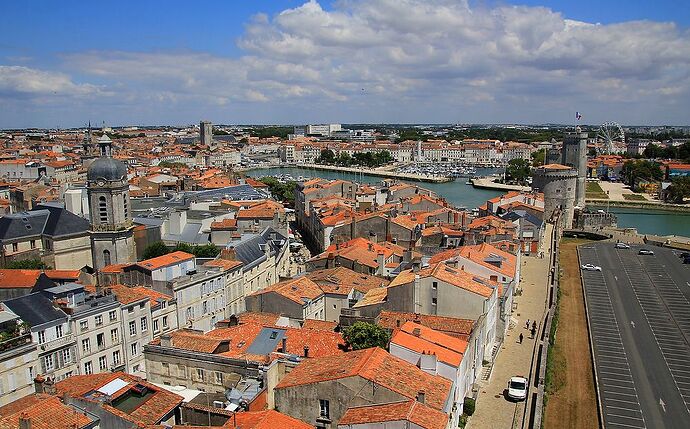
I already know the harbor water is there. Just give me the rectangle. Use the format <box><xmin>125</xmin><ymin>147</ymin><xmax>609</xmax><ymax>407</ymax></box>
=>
<box><xmin>247</xmin><ymin>166</ymin><xmax>690</xmax><ymax>237</ymax></box>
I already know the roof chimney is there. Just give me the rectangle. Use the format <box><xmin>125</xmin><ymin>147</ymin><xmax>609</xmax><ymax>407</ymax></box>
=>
<box><xmin>303</xmin><ymin>346</ymin><xmax>310</xmax><ymax>358</ymax></box>
<box><xmin>160</xmin><ymin>333</ymin><xmax>172</xmax><ymax>348</ymax></box>
<box><xmin>281</xmin><ymin>337</ymin><xmax>287</xmax><ymax>354</ymax></box>
<box><xmin>18</xmin><ymin>413</ymin><xmax>31</xmax><ymax>429</ymax></box>
<box><xmin>412</xmin><ymin>327</ymin><xmax>421</xmax><ymax>337</ymax></box>
<box><xmin>220</xmin><ymin>247</ymin><xmax>236</xmax><ymax>261</ymax></box>
<box><xmin>416</xmin><ymin>390</ymin><xmax>425</xmax><ymax>404</ymax></box>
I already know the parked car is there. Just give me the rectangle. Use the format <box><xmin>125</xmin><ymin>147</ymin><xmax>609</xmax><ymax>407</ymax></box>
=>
<box><xmin>615</xmin><ymin>242</ymin><xmax>630</xmax><ymax>249</ymax></box>
<box><xmin>507</xmin><ymin>376</ymin><xmax>528</xmax><ymax>401</ymax></box>
<box><xmin>638</xmin><ymin>249</ymin><xmax>655</xmax><ymax>255</ymax></box>
<box><xmin>581</xmin><ymin>264</ymin><xmax>602</xmax><ymax>271</ymax></box>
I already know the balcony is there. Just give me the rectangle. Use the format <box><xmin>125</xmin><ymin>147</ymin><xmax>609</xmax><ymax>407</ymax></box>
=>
<box><xmin>0</xmin><ymin>333</ymin><xmax>34</xmax><ymax>358</ymax></box>
<box><xmin>39</xmin><ymin>333</ymin><xmax>75</xmax><ymax>352</ymax></box>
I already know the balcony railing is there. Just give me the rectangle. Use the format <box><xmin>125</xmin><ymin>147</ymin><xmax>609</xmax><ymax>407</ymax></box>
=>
<box><xmin>39</xmin><ymin>333</ymin><xmax>75</xmax><ymax>351</ymax></box>
<box><xmin>0</xmin><ymin>333</ymin><xmax>33</xmax><ymax>354</ymax></box>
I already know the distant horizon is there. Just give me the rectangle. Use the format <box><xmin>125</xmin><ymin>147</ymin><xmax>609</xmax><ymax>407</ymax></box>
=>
<box><xmin>2</xmin><ymin>0</ymin><xmax>690</xmax><ymax>128</ymax></box>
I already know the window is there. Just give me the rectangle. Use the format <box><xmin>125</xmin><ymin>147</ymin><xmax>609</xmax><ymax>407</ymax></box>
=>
<box><xmin>80</xmin><ymin>320</ymin><xmax>88</xmax><ymax>331</ymax></box>
<box><xmin>103</xmin><ymin>249</ymin><xmax>111</xmax><ymax>266</ymax></box>
<box><xmin>127</xmin><ymin>306</ymin><xmax>134</xmax><ymax>314</ymax></box>
<box><xmin>162</xmin><ymin>316</ymin><xmax>168</xmax><ymax>328</ymax></box>
<box><xmin>196</xmin><ymin>368</ymin><xmax>205</xmax><ymax>381</ymax></box>
<box><xmin>97</xmin><ymin>333</ymin><xmax>105</xmax><ymax>350</ymax></box>
<box><xmin>37</xmin><ymin>330</ymin><xmax>46</xmax><ymax>344</ymax></box>
<box><xmin>55</xmin><ymin>325</ymin><xmax>63</xmax><ymax>338</ymax></box>
<box><xmin>432</xmin><ymin>281</ymin><xmax>438</xmax><ymax>290</ymax></box>
<box><xmin>99</xmin><ymin>356</ymin><xmax>107</xmax><ymax>371</ymax></box>
<box><xmin>112</xmin><ymin>350</ymin><xmax>121</xmax><ymax>365</ymax></box>
<box><xmin>84</xmin><ymin>361</ymin><xmax>92</xmax><ymax>375</ymax></box>
<box><xmin>11</xmin><ymin>243</ymin><xmax>18</xmax><ymax>252</ymax></box>
<box><xmin>215</xmin><ymin>371</ymin><xmax>223</xmax><ymax>385</ymax></box>
<box><xmin>153</xmin><ymin>319</ymin><xmax>159</xmax><ymax>333</ymax></box>
<box><xmin>139</xmin><ymin>302</ymin><xmax>145</xmax><ymax>309</ymax></box>
<box><xmin>160</xmin><ymin>301</ymin><xmax>166</xmax><ymax>309</ymax></box>
<box><xmin>140</xmin><ymin>317</ymin><xmax>148</xmax><ymax>332</ymax></box>
<box><xmin>109</xmin><ymin>310</ymin><xmax>117</xmax><ymax>321</ymax></box>
<box><xmin>30</xmin><ymin>240</ymin><xmax>36</xmax><ymax>249</ymax></box>
<box><xmin>99</xmin><ymin>196</ymin><xmax>108</xmax><ymax>223</ymax></box>
<box><xmin>129</xmin><ymin>321</ymin><xmax>136</xmax><ymax>336</ymax></box>
<box><xmin>44</xmin><ymin>354</ymin><xmax>54</xmax><ymax>371</ymax></box>
<box><xmin>131</xmin><ymin>342</ymin><xmax>138</xmax><ymax>357</ymax></box>
<box><xmin>319</xmin><ymin>399</ymin><xmax>330</xmax><ymax>419</ymax></box>
<box><xmin>82</xmin><ymin>339</ymin><xmax>90</xmax><ymax>353</ymax></box>
<box><xmin>44</xmin><ymin>240</ymin><xmax>51</xmax><ymax>250</ymax></box>
<box><xmin>178</xmin><ymin>364</ymin><xmax>186</xmax><ymax>378</ymax></box>
<box><xmin>432</xmin><ymin>297</ymin><xmax>438</xmax><ymax>306</ymax></box>
<box><xmin>202</xmin><ymin>301</ymin><xmax>208</xmax><ymax>314</ymax></box>
<box><xmin>95</xmin><ymin>315</ymin><xmax>103</xmax><ymax>326</ymax></box>
<box><xmin>186</xmin><ymin>307</ymin><xmax>194</xmax><ymax>321</ymax></box>
<box><xmin>62</xmin><ymin>348</ymin><xmax>71</xmax><ymax>364</ymax></box>
<box><xmin>111</xmin><ymin>328</ymin><xmax>119</xmax><ymax>343</ymax></box>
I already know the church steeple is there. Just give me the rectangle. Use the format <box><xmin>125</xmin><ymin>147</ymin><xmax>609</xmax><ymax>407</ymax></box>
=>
<box><xmin>97</xmin><ymin>133</ymin><xmax>113</xmax><ymax>158</ymax></box>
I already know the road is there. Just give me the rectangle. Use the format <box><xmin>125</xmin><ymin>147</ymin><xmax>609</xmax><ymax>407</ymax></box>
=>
<box><xmin>579</xmin><ymin>242</ymin><xmax>690</xmax><ymax>428</ymax></box>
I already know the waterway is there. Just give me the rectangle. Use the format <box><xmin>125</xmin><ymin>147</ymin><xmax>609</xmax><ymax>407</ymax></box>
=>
<box><xmin>247</xmin><ymin>166</ymin><xmax>690</xmax><ymax>237</ymax></box>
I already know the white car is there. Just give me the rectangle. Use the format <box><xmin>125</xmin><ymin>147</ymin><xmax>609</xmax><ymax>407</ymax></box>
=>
<box><xmin>507</xmin><ymin>376</ymin><xmax>528</xmax><ymax>401</ymax></box>
<box><xmin>581</xmin><ymin>264</ymin><xmax>602</xmax><ymax>271</ymax></box>
<box><xmin>615</xmin><ymin>242</ymin><xmax>630</xmax><ymax>249</ymax></box>
<box><xmin>638</xmin><ymin>249</ymin><xmax>655</xmax><ymax>255</ymax></box>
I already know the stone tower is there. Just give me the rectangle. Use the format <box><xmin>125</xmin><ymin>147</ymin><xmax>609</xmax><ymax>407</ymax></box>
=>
<box><xmin>87</xmin><ymin>134</ymin><xmax>136</xmax><ymax>270</ymax></box>
<box><xmin>561</xmin><ymin>130</ymin><xmax>588</xmax><ymax>207</ymax></box>
<box><xmin>532</xmin><ymin>164</ymin><xmax>578</xmax><ymax>228</ymax></box>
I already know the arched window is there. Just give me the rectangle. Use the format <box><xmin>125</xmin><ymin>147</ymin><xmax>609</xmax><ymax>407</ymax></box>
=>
<box><xmin>103</xmin><ymin>249</ymin><xmax>111</xmax><ymax>266</ymax></box>
<box><xmin>123</xmin><ymin>194</ymin><xmax>128</xmax><ymax>218</ymax></box>
<box><xmin>99</xmin><ymin>196</ymin><xmax>108</xmax><ymax>223</ymax></box>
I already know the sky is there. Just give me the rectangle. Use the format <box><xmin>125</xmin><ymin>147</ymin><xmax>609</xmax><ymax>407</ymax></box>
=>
<box><xmin>1</xmin><ymin>0</ymin><xmax>689</xmax><ymax>128</ymax></box>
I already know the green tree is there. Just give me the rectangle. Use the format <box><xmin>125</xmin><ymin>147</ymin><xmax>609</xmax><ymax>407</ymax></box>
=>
<box><xmin>5</xmin><ymin>259</ymin><xmax>48</xmax><ymax>269</ymax></box>
<box><xmin>620</xmin><ymin>160</ymin><xmax>663</xmax><ymax>187</ymax></box>
<box><xmin>336</xmin><ymin>152</ymin><xmax>352</xmax><ymax>166</ymax></box>
<box><xmin>188</xmin><ymin>244</ymin><xmax>221</xmax><ymax>258</ymax></box>
<box><xmin>643</xmin><ymin>143</ymin><xmax>666</xmax><ymax>159</ymax></box>
<box><xmin>665</xmin><ymin>176</ymin><xmax>690</xmax><ymax>203</ymax></box>
<box><xmin>259</xmin><ymin>177</ymin><xmax>296</xmax><ymax>204</ymax></box>
<box><xmin>505</xmin><ymin>158</ymin><xmax>531</xmax><ymax>184</ymax></box>
<box><xmin>342</xmin><ymin>322</ymin><xmax>391</xmax><ymax>350</ymax></box>
<box><xmin>142</xmin><ymin>241</ymin><xmax>171</xmax><ymax>259</ymax></box>
<box><xmin>531</xmin><ymin>149</ymin><xmax>546</xmax><ymax>167</ymax></box>
<box><xmin>317</xmin><ymin>149</ymin><xmax>336</xmax><ymax>164</ymax></box>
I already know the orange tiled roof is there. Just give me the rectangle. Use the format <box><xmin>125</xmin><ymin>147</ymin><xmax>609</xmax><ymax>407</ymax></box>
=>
<box><xmin>0</xmin><ymin>269</ymin><xmax>41</xmax><ymax>288</ymax></box>
<box><xmin>247</xmin><ymin>277</ymin><xmax>324</xmax><ymax>305</ymax></box>
<box><xmin>389</xmin><ymin>262</ymin><xmax>496</xmax><ymax>298</ymax></box>
<box><xmin>378</xmin><ymin>311</ymin><xmax>474</xmax><ymax>340</ymax></box>
<box><xmin>429</xmin><ymin>243</ymin><xmax>517</xmax><ymax>278</ymax></box>
<box><xmin>230</xmin><ymin>410</ymin><xmax>312</xmax><ymax>429</ymax></box>
<box><xmin>306</xmin><ymin>267</ymin><xmax>389</xmax><ymax>295</ymax></box>
<box><xmin>128</xmin><ymin>286</ymin><xmax>172</xmax><ymax>306</ymax></box>
<box><xmin>339</xmin><ymin>400</ymin><xmax>447</xmax><ymax>429</ymax></box>
<box><xmin>108</xmin><ymin>284</ymin><xmax>151</xmax><ymax>305</ymax></box>
<box><xmin>301</xmin><ymin>319</ymin><xmax>338</xmax><ymax>332</ymax></box>
<box><xmin>137</xmin><ymin>251</ymin><xmax>194</xmax><ymax>271</ymax></box>
<box><xmin>0</xmin><ymin>394</ymin><xmax>93</xmax><ymax>429</ymax></box>
<box><xmin>275</xmin><ymin>348</ymin><xmax>452</xmax><ymax>411</ymax></box>
<box><xmin>391</xmin><ymin>321</ymin><xmax>468</xmax><ymax>366</ymax></box>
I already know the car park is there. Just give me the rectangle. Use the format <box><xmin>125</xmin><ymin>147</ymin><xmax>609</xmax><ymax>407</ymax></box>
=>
<box><xmin>581</xmin><ymin>264</ymin><xmax>602</xmax><ymax>271</ymax></box>
<box><xmin>507</xmin><ymin>376</ymin><xmax>528</xmax><ymax>401</ymax></box>
<box><xmin>638</xmin><ymin>249</ymin><xmax>655</xmax><ymax>255</ymax></box>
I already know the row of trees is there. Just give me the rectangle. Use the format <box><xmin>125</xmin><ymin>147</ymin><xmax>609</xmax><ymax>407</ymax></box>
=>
<box><xmin>317</xmin><ymin>149</ymin><xmax>393</xmax><ymax>168</ymax></box>
<box><xmin>643</xmin><ymin>142</ymin><xmax>690</xmax><ymax>162</ymax></box>
<box><xmin>142</xmin><ymin>241</ymin><xmax>220</xmax><ymax>260</ymax></box>
<box><xmin>259</xmin><ymin>177</ymin><xmax>297</xmax><ymax>204</ymax></box>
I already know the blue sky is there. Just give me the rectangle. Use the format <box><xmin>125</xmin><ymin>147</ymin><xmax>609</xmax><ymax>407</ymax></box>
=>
<box><xmin>1</xmin><ymin>0</ymin><xmax>689</xmax><ymax>128</ymax></box>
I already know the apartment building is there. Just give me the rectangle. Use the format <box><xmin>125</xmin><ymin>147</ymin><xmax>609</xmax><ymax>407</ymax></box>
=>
<box><xmin>0</xmin><ymin>305</ymin><xmax>38</xmax><ymax>406</ymax></box>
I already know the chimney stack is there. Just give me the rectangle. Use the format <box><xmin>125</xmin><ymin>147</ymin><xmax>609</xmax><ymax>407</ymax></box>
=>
<box><xmin>160</xmin><ymin>334</ymin><xmax>172</xmax><ymax>348</ymax></box>
<box><xmin>303</xmin><ymin>346</ymin><xmax>310</xmax><ymax>358</ymax></box>
<box><xmin>18</xmin><ymin>413</ymin><xmax>31</xmax><ymax>429</ymax></box>
<box><xmin>412</xmin><ymin>327</ymin><xmax>421</xmax><ymax>337</ymax></box>
<box><xmin>281</xmin><ymin>337</ymin><xmax>287</xmax><ymax>354</ymax></box>
<box><xmin>220</xmin><ymin>247</ymin><xmax>236</xmax><ymax>261</ymax></box>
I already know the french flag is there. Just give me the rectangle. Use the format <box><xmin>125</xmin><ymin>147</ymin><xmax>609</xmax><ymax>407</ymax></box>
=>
<box><xmin>576</xmin><ymin>112</ymin><xmax>582</xmax><ymax>121</ymax></box>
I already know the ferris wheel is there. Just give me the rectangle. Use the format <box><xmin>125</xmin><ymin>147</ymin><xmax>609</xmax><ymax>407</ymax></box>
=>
<box><xmin>596</xmin><ymin>121</ymin><xmax>625</xmax><ymax>155</ymax></box>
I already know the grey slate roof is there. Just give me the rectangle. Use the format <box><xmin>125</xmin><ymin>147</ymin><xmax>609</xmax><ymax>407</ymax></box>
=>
<box><xmin>246</xmin><ymin>327</ymin><xmax>286</xmax><ymax>356</ymax></box>
<box><xmin>4</xmin><ymin>292</ymin><xmax>68</xmax><ymax>328</ymax></box>
<box><xmin>231</xmin><ymin>227</ymin><xmax>286</xmax><ymax>270</ymax></box>
<box><xmin>0</xmin><ymin>205</ymin><xmax>89</xmax><ymax>243</ymax></box>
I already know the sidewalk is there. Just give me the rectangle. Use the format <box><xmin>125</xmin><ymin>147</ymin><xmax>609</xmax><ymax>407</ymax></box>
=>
<box><xmin>467</xmin><ymin>224</ymin><xmax>553</xmax><ymax>429</ymax></box>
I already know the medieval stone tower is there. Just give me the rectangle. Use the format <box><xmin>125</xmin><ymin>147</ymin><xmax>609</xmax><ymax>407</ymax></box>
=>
<box><xmin>532</xmin><ymin>164</ymin><xmax>578</xmax><ymax>228</ymax></box>
<box><xmin>561</xmin><ymin>130</ymin><xmax>588</xmax><ymax>208</ymax></box>
<box><xmin>87</xmin><ymin>134</ymin><xmax>136</xmax><ymax>270</ymax></box>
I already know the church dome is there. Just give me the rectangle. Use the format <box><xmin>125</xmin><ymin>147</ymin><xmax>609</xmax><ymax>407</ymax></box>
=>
<box><xmin>87</xmin><ymin>157</ymin><xmax>128</xmax><ymax>182</ymax></box>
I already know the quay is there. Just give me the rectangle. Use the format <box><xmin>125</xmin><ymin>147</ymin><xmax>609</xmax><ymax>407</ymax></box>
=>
<box><xmin>246</xmin><ymin>163</ymin><xmax>454</xmax><ymax>183</ymax></box>
<box><xmin>470</xmin><ymin>176</ymin><xmax>531</xmax><ymax>191</ymax></box>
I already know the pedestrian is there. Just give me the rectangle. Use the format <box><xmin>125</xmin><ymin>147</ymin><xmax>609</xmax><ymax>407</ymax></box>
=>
<box><xmin>519</xmin><ymin>333</ymin><xmax>524</xmax><ymax>344</ymax></box>
<box><xmin>525</xmin><ymin>319</ymin><xmax>530</xmax><ymax>329</ymax></box>
<box><xmin>532</xmin><ymin>321</ymin><xmax>537</xmax><ymax>331</ymax></box>
<box><xmin>531</xmin><ymin>326</ymin><xmax>536</xmax><ymax>339</ymax></box>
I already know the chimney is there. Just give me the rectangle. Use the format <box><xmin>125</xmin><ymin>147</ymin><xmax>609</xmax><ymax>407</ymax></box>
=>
<box><xmin>220</xmin><ymin>247</ymin><xmax>236</xmax><ymax>261</ymax></box>
<box><xmin>412</xmin><ymin>260</ymin><xmax>421</xmax><ymax>273</ymax></box>
<box><xmin>403</xmin><ymin>248</ymin><xmax>412</xmax><ymax>264</ymax></box>
<box><xmin>281</xmin><ymin>337</ymin><xmax>287</xmax><ymax>354</ymax></box>
<box><xmin>368</xmin><ymin>242</ymin><xmax>374</xmax><ymax>252</ymax></box>
<box><xmin>33</xmin><ymin>375</ymin><xmax>46</xmax><ymax>394</ymax></box>
<box><xmin>396</xmin><ymin>319</ymin><xmax>401</xmax><ymax>328</ymax></box>
<box><xmin>412</xmin><ymin>327</ymin><xmax>421</xmax><ymax>337</ymax></box>
<box><xmin>416</xmin><ymin>390</ymin><xmax>425</xmax><ymax>404</ymax></box>
<box><xmin>160</xmin><ymin>333</ymin><xmax>172</xmax><ymax>348</ymax></box>
<box><xmin>18</xmin><ymin>413</ymin><xmax>31</xmax><ymax>429</ymax></box>
<box><xmin>303</xmin><ymin>346</ymin><xmax>310</xmax><ymax>358</ymax></box>
<box><xmin>377</xmin><ymin>252</ymin><xmax>385</xmax><ymax>271</ymax></box>
<box><xmin>326</xmin><ymin>252</ymin><xmax>335</xmax><ymax>269</ymax></box>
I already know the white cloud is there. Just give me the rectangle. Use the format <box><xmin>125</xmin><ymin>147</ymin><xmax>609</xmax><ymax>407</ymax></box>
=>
<box><xmin>4</xmin><ymin>0</ymin><xmax>690</xmax><ymax>126</ymax></box>
<box><xmin>0</xmin><ymin>65</ymin><xmax>102</xmax><ymax>98</ymax></box>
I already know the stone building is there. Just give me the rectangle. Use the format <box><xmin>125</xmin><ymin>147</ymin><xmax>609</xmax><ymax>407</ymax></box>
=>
<box><xmin>561</xmin><ymin>130</ymin><xmax>588</xmax><ymax>208</ymax></box>
<box><xmin>532</xmin><ymin>164</ymin><xmax>578</xmax><ymax>228</ymax></box>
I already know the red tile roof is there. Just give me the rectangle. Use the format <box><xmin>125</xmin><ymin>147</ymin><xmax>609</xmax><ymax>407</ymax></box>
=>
<box><xmin>0</xmin><ymin>394</ymin><xmax>93</xmax><ymax>429</ymax></box>
<box><xmin>389</xmin><ymin>262</ymin><xmax>496</xmax><ymax>298</ymax></box>
<box><xmin>377</xmin><ymin>311</ymin><xmax>474</xmax><ymax>340</ymax></box>
<box><xmin>390</xmin><ymin>321</ymin><xmax>468</xmax><ymax>367</ymax></box>
<box><xmin>0</xmin><ymin>269</ymin><xmax>41</xmax><ymax>288</ymax></box>
<box><xmin>230</xmin><ymin>410</ymin><xmax>312</xmax><ymax>429</ymax></box>
<box><xmin>339</xmin><ymin>400</ymin><xmax>448</xmax><ymax>429</ymax></box>
<box><xmin>275</xmin><ymin>348</ymin><xmax>452</xmax><ymax>411</ymax></box>
<box><xmin>137</xmin><ymin>251</ymin><xmax>194</xmax><ymax>270</ymax></box>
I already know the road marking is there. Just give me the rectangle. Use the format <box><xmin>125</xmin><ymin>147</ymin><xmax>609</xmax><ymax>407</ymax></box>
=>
<box><xmin>630</xmin><ymin>321</ymin><xmax>635</xmax><ymax>328</ymax></box>
<box><xmin>659</xmin><ymin>398</ymin><xmax>666</xmax><ymax>413</ymax></box>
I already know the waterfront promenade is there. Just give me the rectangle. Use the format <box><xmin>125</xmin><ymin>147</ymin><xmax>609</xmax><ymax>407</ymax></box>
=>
<box><xmin>471</xmin><ymin>177</ymin><xmax>531</xmax><ymax>192</ymax></box>
<box><xmin>246</xmin><ymin>162</ymin><xmax>453</xmax><ymax>183</ymax></box>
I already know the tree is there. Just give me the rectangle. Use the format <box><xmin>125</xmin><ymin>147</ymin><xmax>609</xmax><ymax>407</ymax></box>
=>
<box><xmin>342</xmin><ymin>322</ymin><xmax>391</xmax><ymax>350</ymax></box>
<box><xmin>643</xmin><ymin>143</ymin><xmax>665</xmax><ymax>159</ymax></box>
<box><xmin>5</xmin><ymin>259</ymin><xmax>48</xmax><ymax>269</ymax></box>
<box><xmin>187</xmin><ymin>243</ymin><xmax>220</xmax><ymax>258</ymax></box>
<box><xmin>620</xmin><ymin>160</ymin><xmax>663</xmax><ymax>187</ymax></box>
<box><xmin>142</xmin><ymin>241</ymin><xmax>171</xmax><ymax>259</ymax></box>
<box><xmin>505</xmin><ymin>158</ymin><xmax>531</xmax><ymax>184</ymax></box>
<box><xmin>531</xmin><ymin>149</ymin><xmax>546</xmax><ymax>167</ymax></box>
<box><xmin>665</xmin><ymin>176</ymin><xmax>690</xmax><ymax>203</ymax></box>
<box><xmin>317</xmin><ymin>149</ymin><xmax>336</xmax><ymax>164</ymax></box>
<box><xmin>259</xmin><ymin>177</ymin><xmax>297</xmax><ymax>204</ymax></box>
<box><xmin>336</xmin><ymin>152</ymin><xmax>352</xmax><ymax>166</ymax></box>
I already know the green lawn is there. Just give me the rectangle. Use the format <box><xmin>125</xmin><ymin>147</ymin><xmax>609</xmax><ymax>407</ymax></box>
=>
<box><xmin>622</xmin><ymin>193</ymin><xmax>647</xmax><ymax>201</ymax></box>
<box><xmin>585</xmin><ymin>181</ymin><xmax>608</xmax><ymax>199</ymax></box>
